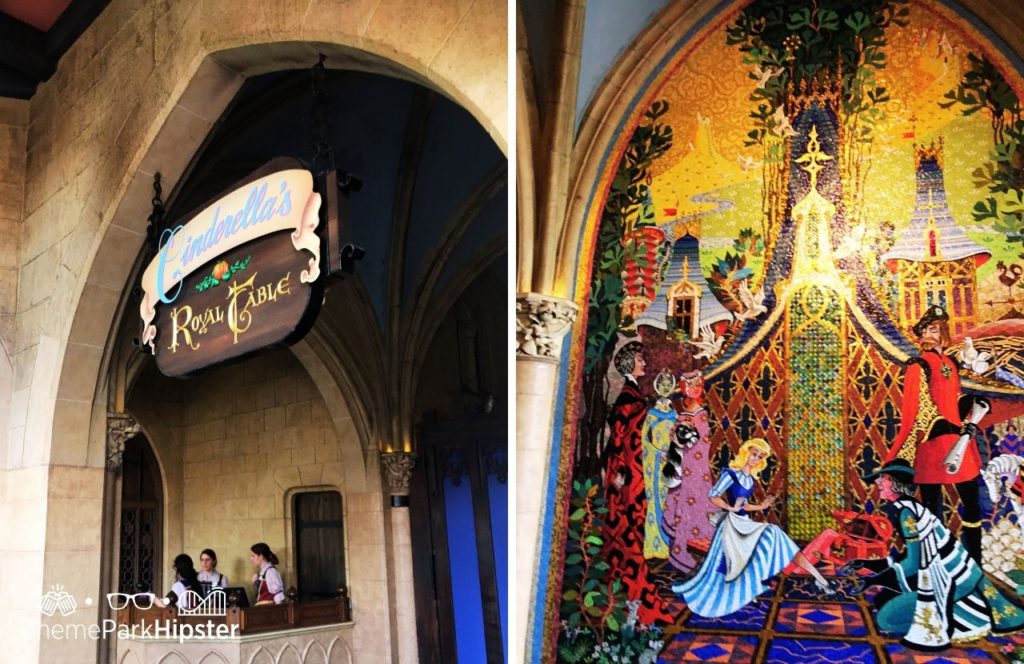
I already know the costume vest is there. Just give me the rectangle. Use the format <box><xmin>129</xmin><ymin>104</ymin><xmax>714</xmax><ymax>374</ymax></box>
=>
<box><xmin>254</xmin><ymin>566</ymin><xmax>278</xmax><ymax>604</ymax></box>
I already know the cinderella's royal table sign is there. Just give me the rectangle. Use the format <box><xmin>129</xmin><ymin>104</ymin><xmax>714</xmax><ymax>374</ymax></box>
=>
<box><xmin>139</xmin><ymin>160</ymin><xmax>326</xmax><ymax>377</ymax></box>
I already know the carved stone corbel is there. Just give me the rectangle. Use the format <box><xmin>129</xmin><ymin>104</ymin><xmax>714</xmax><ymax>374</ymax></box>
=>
<box><xmin>106</xmin><ymin>412</ymin><xmax>141</xmax><ymax>471</ymax></box>
<box><xmin>381</xmin><ymin>451</ymin><xmax>417</xmax><ymax>504</ymax></box>
<box><xmin>516</xmin><ymin>293</ymin><xmax>578</xmax><ymax>362</ymax></box>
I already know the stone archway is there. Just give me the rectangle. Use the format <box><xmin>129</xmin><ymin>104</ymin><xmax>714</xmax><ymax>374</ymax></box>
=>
<box><xmin>18</xmin><ymin>8</ymin><xmax>504</xmax><ymax>660</ymax></box>
<box><xmin>53</xmin><ymin>34</ymin><xmax>506</xmax><ymax>476</ymax></box>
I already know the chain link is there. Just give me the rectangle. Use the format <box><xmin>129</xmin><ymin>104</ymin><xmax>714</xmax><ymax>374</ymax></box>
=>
<box><xmin>310</xmin><ymin>53</ymin><xmax>334</xmax><ymax>175</ymax></box>
<box><xmin>146</xmin><ymin>172</ymin><xmax>165</xmax><ymax>253</ymax></box>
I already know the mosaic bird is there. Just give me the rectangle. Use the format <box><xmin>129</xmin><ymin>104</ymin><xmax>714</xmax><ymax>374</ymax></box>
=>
<box><xmin>735</xmin><ymin>281</ymin><xmax>768</xmax><ymax>321</ymax></box>
<box><xmin>997</xmin><ymin>261</ymin><xmax>1022</xmax><ymax>289</ymax></box>
<box><xmin>736</xmin><ymin>154</ymin><xmax>760</xmax><ymax>173</ymax></box>
<box><xmin>752</xmin><ymin>64</ymin><xmax>782</xmax><ymax>89</ymax></box>
<box><xmin>958</xmin><ymin>337</ymin><xmax>991</xmax><ymax>375</ymax></box>
<box><xmin>771</xmin><ymin>106</ymin><xmax>796</xmax><ymax>138</ymax></box>
<box><xmin>834</xmin><ymin>224</ymin><xmax>868</xmax><ymax>259</ymax></box>
<box><xmin>687</xmin><ymin>324</ymin><xmax>725</xmax><ymax>360</ymax></box>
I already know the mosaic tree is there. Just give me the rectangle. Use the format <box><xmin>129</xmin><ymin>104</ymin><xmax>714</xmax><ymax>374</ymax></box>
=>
<box><xmin>941</xmin><ymin>54</ymin><xmax>1024</xmax><ymax>254</ymax></box>
<box><xmin>726</xmin><ymin>0</ymin><xmax>909</xmax><ymax>237</ymax></box>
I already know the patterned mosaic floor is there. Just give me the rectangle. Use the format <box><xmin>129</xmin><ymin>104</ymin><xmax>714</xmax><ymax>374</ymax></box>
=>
<box><xmin>654</xmin><ymin>568</ymin><xmax>1024</xmax><ymax>663</ymax></box>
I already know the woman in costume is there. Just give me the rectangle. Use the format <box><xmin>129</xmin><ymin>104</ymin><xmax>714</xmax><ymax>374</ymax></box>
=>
<box><xmin>601</xmin><ymin>341</ymin><xmax>673</xmax><ymax>624</ymax></box>
<box><xmin>661</xmin><ymin>370</ymin><xmax>715</xmax><ymax>572</ymax></box>
<box><xmin>250</xmin><ymin>542</ymin><xmax>286</xmax><ymax>605</ymax></box>
<box><xmin>154</xmin><ymin>553</ymin><xmax>200</xmax><ymax>609</ymax></box>
<box><xmin>672</xmin><ymin>438</ymin><xmax>834</xmax><ymax>617</ymax></box>
<box><xmin>197</xmin><ymin>548</ymin><xmax>228</xmax><ymax>594</ymax></box>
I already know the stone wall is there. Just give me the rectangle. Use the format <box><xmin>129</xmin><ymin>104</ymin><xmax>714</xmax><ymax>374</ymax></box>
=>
<box><xmin>0</xmin><ymin>98</ymin><xmax>23</xmax><ymax>361</ymax></box>
<box><xmin>126</xmin><ymin>347</ymin><xmax>390</xmax><ymax>662</ymax></box>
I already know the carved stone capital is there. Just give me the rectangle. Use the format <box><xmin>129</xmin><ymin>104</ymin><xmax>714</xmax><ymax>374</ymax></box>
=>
<box><xmin>381</xmin><ymin>452</ymin><xmax>417</xmax><ymax>498</ymax></box>
<box><xmin>516</xmin><ymin>293</ymin><xmax>578</xmax><ymax>362</ymax></box>
<box><xmin>107</xmin><ymin>412</ymin><xmax>141</xmax><ymax>471</ymax></box>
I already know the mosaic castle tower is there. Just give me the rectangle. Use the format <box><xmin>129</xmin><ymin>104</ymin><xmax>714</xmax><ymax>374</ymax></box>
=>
<box><xmin>881</xmin><ymin>139</ymin><xmax>991</xmax><ymax>338</ymax></box>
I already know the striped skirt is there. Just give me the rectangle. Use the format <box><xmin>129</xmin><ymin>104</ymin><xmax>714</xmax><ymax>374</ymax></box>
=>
<box><xmin>671</xmin><ymin>512</ymin><xmax>799</xmax><ymax>617</ymax></box>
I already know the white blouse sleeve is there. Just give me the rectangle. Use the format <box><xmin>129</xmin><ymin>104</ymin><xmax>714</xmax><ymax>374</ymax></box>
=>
<box><xmin>265</xmin><ymin>567</ymin><xmax>286</xmax><ymax>604</ymax></box>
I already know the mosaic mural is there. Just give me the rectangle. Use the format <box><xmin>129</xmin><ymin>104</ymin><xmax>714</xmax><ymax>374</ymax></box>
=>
<box><xmin>554</xmin><ymin>1</ymin><xmax>1024</xmax><ymax>661</ymax></box>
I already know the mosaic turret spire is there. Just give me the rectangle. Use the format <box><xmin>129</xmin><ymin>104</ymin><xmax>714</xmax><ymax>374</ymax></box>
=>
<box><xmin>882</xmin><ymin>140</ymin><xmax>990</xmax><ymax>267</ymax></box>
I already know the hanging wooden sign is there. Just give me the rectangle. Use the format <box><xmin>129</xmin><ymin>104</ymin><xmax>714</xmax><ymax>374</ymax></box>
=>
<box><xmin>139</xmin><ymin>159</ymin><xmax>325</xmax><ymax>377</ymax></box>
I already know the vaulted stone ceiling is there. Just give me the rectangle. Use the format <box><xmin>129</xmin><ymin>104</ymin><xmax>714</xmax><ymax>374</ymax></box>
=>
<box><xmin>141</xmin><ymin>65</ymin><xmax>507</xmax><ymax>448</ymax></box>
<box><xmin>165</xmin><ymin>67</ymin><xmax>507</xmax><ymax>343</ymax></box>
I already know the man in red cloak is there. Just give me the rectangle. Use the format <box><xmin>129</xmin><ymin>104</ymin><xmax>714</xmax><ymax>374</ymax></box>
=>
<box><xmin>601</xmin><ymin>341</ymin><xmax>673</xmax><ymax>623</ymax></box>
<box><xmin>884</xmin><ymin>305</ymin><xmax>987</xmax><ymax>563</ymax></box>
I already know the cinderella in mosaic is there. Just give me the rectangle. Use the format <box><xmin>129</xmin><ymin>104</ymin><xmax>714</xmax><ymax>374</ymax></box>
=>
<box><xmin>673</xmin><ymin>438</ymin><xmax>835</xmax><ymax>617</ymax></box>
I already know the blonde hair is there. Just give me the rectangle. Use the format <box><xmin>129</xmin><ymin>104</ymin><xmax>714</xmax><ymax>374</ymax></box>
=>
<box><xmin>729</xmin><ymin>438</ymin><xmax>772</xmax><ymax>478</ymax></box>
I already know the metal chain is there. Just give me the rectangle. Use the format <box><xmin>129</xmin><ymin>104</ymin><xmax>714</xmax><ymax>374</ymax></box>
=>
<box><xmin>146</xmin><ymin>172</ymin><xmax>165</xmax><ymax>253</ymax></box>
<box><xmin>310</xmin><ymin>53</ymin><xmax>334</xmax><ymax>175</ymax></box>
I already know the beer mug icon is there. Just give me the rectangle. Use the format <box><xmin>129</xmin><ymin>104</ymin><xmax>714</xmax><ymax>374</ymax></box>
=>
<box><xmin>40</xmin><ymin>585</ymin><xmax>77</xmax><ymax>616</ymax></box>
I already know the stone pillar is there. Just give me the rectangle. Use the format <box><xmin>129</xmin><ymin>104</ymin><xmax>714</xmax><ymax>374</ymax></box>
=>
<box><xmin>515</xmin><ymin>293</ymin><xmax>577</xmax><ymax>664</ymax></box>
<box><xmin>381</xmin><ymin>451</ymin><xmax>418</xmax><ymax>664</ymax></box>
<box><xmin>99</xmin><ymin>412</ymin><xmax>140</xmax><ymax>664</ymax></box>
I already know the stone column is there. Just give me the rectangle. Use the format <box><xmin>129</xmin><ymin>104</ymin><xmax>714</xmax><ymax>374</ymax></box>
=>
<box><xmin>381</xmin><ymin>451</ymin><xmax>418</xmax><ymax>664</ymax></box>
<box><xmin>515</xmin><ymin>293</ymin><xmax>577</xmax><ymax>664</ymax></box>
<box><xmin>99</xmin><ymin>412</ymin><xmax>140</xmax><ymax>664</ymax></box>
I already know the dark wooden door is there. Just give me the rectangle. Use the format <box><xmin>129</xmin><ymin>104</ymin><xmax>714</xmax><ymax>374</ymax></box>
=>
<box><xmin>295</xmin><ymin>491</ymin><xmax>346</xmax><ymax>600</ymax></box>
<box><xmin>118</xmin><ymin>437</ymin><xmax>162</xmax><ymax>593</ymax></box>
<box><xmin>411</xmin><ymin>418</ymin><xmax>507</xmax><ymax>664</ymax></box>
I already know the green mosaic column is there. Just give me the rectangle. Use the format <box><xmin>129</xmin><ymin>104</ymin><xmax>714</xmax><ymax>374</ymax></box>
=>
<box><xmin>785</xmin><ymin>283</ymin><xmax>845</xmax><ymax>541</ymax></box>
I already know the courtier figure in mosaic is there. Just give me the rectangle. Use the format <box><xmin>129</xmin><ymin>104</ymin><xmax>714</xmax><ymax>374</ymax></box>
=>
<box><xmin>600</xmin><ymin>341</ymin><xmax>673</xmax><ymax>623</ymax></box>
<box><xmin>848</xmin><ymin>460</ymin><xmax>1024</xmax><ymax>650</ymax></box>
<box><xmin>883</xmin><ymin>305</ymin><xmax>988</xmax><ymax>562</ymax></box>
<box><xmin>640</xmin><ymin>369</ymin><xmax>677</xmax><ymax>559</ymax></box>
<box><xmin>660</xmin><ymin>370</ymin><xmax>715</xmax><ymax>572</ymax></box>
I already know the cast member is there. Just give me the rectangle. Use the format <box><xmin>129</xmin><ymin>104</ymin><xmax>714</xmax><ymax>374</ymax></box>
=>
<box><xmin>672</xmin><ymin>438</ymin><xmax>834</xmax><ymax>617</ymax></box>
<box><xmin>250</xmin><ymin>542</ymin><xmax>286</xmax><ymax>605</ymax></box>
<box><xmin>198</xmin><ymin>548</ymin><xmax>228</xmax><ymax>594</ymax></box>
<box><xmin>848</xmin><ymin>460</ymin><xmax>1024</xmax><ymax>649</ymax></box>
<box><xmin>155</xmin><ymin>553</ymin><xmax>200</xmax><ymax>609</ymax></box>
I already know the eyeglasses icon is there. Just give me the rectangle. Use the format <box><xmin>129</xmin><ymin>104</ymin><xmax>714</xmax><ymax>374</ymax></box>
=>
<box><xmin>106</xmin><ymin>592</ymin><xmax>155</xmax><ymax>610</ymax></box>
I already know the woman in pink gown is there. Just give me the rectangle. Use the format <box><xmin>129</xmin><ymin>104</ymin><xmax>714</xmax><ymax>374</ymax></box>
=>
<box><xmin>661</xmin><ymin>371</ymin><xmax>716</xmax><ymax>572</ymax></box>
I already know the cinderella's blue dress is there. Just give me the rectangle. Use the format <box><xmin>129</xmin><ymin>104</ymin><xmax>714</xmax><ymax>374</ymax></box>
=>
<box><xmin>671</xmin><ymin>469</ymin><xmax>799</xmax><ymax>617</ymax></box>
